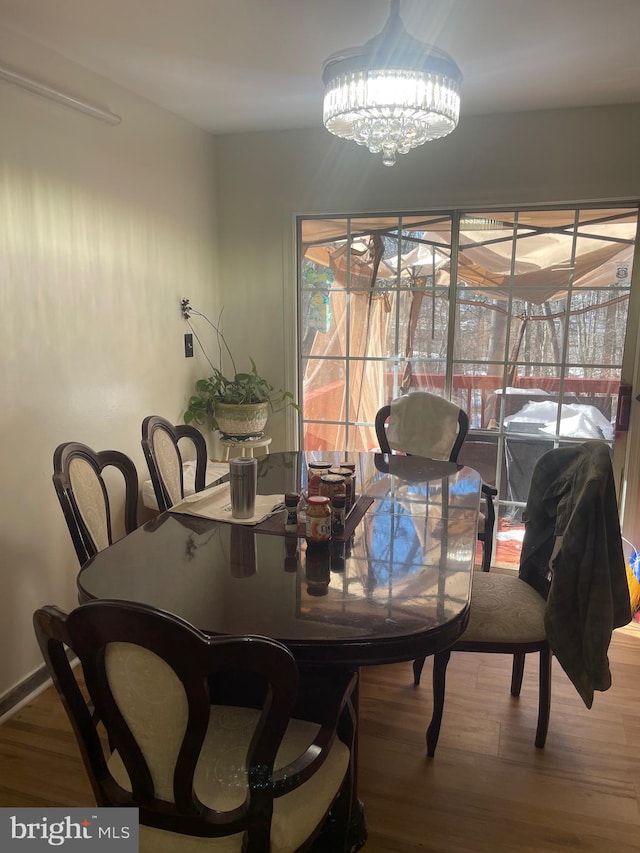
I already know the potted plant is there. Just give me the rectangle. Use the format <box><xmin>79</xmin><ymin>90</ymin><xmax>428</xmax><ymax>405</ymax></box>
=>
<box><xmin>182</xmin><ymin>300</ymin><xmax>297</xmax><ymax>439</ymax></box>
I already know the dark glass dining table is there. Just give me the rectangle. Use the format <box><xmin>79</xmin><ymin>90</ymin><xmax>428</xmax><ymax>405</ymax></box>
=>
<box><xmin>78</xmin><ymin>451</ymin><xmax>481</xmax><ymax>665</ymax></box>
<box><xmin>77</xmin><ymin>451</ymin><xmax>481</xmax><ymax>851</ymax></box>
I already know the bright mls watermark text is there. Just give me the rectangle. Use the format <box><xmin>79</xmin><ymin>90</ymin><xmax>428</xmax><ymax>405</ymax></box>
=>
<box><xmin>1</xmin><ymin>808</ymin><xmax>138</xmax><ymax>850</ymax></box>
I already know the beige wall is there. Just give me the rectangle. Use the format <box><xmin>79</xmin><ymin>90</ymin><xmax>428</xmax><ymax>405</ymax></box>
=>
<box><xmin>215</xmin><ymin>105</ymin><xmax>640</xmax><ymax>528</ymax></box>
<box><xmin>0</xmin><ymin>28</ymin><xmax>219</xmax><ymax>698</ymax></box>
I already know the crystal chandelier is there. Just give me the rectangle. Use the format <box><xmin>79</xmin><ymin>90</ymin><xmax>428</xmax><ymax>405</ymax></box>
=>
<box><xmin>322</xmin><ymin>0</ymin><xmax>462</xmax><ymax>166</ymax></box>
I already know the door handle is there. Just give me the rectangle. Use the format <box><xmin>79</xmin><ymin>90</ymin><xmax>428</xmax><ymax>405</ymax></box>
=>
<box><xmin>616</xmin><ymin>383</ymin><xmax>632</xmax><ymax>431</ymax></box>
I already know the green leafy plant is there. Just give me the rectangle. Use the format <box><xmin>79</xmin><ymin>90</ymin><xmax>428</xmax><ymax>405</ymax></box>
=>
<box><xmin>182</xmin><ymin>300</ymin><xmax>298</xmax><ymax>429</ymax></box>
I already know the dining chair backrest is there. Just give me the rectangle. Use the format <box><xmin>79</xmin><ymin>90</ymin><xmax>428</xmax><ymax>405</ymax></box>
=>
<box><xmin>52</xmin><ymin>442</ymin><xmax>138</xmax><ymax>566</ymax></box>
<box><xmin>375</xmin><ymin>391</ymin><xmax>469</xmax><ymax>462</ymax></box>
<box><xmin>33</xmin><ymin>599</ymin><xmax>356</xmax><ymax>853</ymax></box>
<box><xmin>376</xmin><ymin>391</ymin><xmax>496</xmax><ymax>572</ymax></box>
<box><xmin>141</xmin><ymin>415</ymin><xmax>208</xmax><ymax>511</ymax></box>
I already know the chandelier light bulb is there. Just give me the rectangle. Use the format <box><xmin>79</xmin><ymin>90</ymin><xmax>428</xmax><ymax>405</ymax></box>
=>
<box><xmin>322</xmin><ymin>0</ymin><xmax>462</xmax><ymax>166</ymax></box>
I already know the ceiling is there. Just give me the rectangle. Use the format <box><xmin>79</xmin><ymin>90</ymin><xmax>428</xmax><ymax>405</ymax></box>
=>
<box><xmin>1</xmin><ymin>0</ymin><xmax>640</xmax><ymax>135</ymax></box>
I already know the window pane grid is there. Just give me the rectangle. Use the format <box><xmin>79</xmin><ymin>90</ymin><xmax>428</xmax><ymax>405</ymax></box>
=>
<box><xmin>298</xmin><ymin>204</ymin><xmax>639</xmax><ymax>563</ymax></box>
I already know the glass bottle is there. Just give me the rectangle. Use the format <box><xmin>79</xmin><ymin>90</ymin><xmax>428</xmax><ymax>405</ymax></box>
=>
<box><xmin>305</xmin><ymin>496</ymin><xmax>332</xmax><ymax>542</ymax></box>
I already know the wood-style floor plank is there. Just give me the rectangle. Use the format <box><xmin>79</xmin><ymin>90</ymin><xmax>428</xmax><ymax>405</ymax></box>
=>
<box><xmin>357</xmin><ymin>620</ymin><xmax>640</xmax><ymax>852</ymax></box>
<box><xmin>0</xmin><ymin>623</ymin><xmax>639</xmax><ymax>851</ymax></box>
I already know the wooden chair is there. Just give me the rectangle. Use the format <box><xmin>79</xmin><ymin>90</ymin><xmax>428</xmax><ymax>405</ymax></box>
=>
<box><xmin>34</xmin><ymin>599</ymin><xmax>357</xmax><ymax>853</ymax></box>
<box><xmin>375</xmin><ymin>392</ymin><xmax>496</xmax><ymax>572</ymax></box>
<box><xmin>418</xmin><ymin>571</ymin><xmax>551</xmax><ymax>756</ymax></box>
<box><xmin>416</xmin><ymin>441</ymin><xmax>630</xmax><ymax>757</ymax></box>
<box><xmin>52</xmin><ymin>442</ymin><xmax>139</xmax><ymax>567</ymax></box>
<box><xmin>141</xmin><ymin>415</ymin><xmax>208</xmax><ymax>512</ymax></box>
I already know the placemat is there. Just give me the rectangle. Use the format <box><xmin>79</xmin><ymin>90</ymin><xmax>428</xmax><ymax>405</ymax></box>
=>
<box><xmin>170</xmin><ymin>483</ymin><xmax>284</xmax><ymax>525</ymax></box>
<box><xmin>254</xmin><ymin>495</ymin><xmax>374</xmax><ymax>540</ymax></box>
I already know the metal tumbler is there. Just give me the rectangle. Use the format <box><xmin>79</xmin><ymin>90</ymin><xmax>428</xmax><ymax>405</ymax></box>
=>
<box><xmin>229</xmin><ymin>457</ymin><xmax>257</xmax><ymax>519</ymax></box>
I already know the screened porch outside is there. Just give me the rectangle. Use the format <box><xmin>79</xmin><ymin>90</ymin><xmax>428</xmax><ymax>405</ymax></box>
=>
<box><xmin>298</xmin><ymin>206</ymin><xmax>638</xmax><ymax>568</ymax></box>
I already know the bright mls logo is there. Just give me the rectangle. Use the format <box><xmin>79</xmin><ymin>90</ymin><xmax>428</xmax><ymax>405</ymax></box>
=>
<box><xmin>1</xmin><ymin>808</ymin><xmax>138</xmax><ymax>850</ymax></box>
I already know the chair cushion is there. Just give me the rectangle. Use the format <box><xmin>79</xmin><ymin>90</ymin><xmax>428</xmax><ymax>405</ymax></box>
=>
<box><xmin>460</xmin><ymin>572</ymin><xmax>547</xmax><ymax>643</ymax></box>
<box><xmin>151</xmin><ymin>430</ymin><xmax>184</xmax><ymax>506</ymax></box>
<box><xmin>105</xmin><ymin>642</ymin><xmax>349</xmax><ymax>853</ymax></box>
<box><xmin>68</xmin><ymin>457</ymin><xmax>109</xmax><ymax>551</ymax></box>
<box><xmin>109</xmin><ymin>705</ymin><xmax>349</xmax><ymax>853</ymax></box>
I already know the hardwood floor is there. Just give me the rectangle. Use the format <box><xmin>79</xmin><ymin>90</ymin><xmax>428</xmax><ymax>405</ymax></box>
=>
<box><xmin>358</xmin><ymin>620</ymin><xmax>640</xmax><ymax>852</ymax></box>
<box><xmin>1</xmin><ymin>622</ymin><xmax>639</xmax><ymax>851</ymax></box>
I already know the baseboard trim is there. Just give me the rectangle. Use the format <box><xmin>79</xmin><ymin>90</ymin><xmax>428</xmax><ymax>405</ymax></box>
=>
<box><xmin>0</xmin><ymin>652</ymin><xmax>77</xmax><ymax>725</ymax></box>
<box><xmin>0</xmin><ymin>664</ymin><xmax>52</xmax><ymax>723</ymax></box>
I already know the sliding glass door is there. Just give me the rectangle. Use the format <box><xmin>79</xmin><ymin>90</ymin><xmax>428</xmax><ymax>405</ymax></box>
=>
<box><xmin>298</xmin><ymin>205</ymin><xmax>638</xmax><ymax>566</ymax></box>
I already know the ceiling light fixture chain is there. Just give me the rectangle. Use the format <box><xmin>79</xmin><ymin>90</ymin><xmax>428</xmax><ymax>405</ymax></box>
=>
<box><xmin>322</xmin><ymin>0</ymin><xmax>462</xmax><ymax>166</ymax></box>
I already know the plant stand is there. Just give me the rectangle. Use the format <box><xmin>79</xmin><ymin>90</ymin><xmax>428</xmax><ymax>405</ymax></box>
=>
<box><xmin>220</xmin><ymin>435</ymin><xmax>272</xmax><ymax>461</ymax></box>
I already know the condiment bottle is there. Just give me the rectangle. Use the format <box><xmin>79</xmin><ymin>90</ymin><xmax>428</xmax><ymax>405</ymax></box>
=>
<box><xmin>307</xmin><ymin>462</ymin><xmax>332</xmax><ymax>497</ymax></box>
<box><xmin>305</xmin><ymin>495</ymin><xmax>332</xmax><ymax>542</ymax></box>
<box><xmin>284</xmin><ymin>492</ymin><xmax>299</xmax><ymax>533</ymax></box>
<box><xmin>319</xmin><ymin>473</ymin><xmax>346</xmax><ymax>501</ymax></box>
<box><xmin>341</xmin><ymin>463</ymin><xmax>357</xmax><ymax>508</ymax></box>
<box><xmin>331</xmin><ymin>494</ymin><xmax>346</xmax><ymax>537</ymax></box>
<box><xmin>330</xmin><ymin>467</ymin><xmax>353</xmax><ymax>511</ymax></box>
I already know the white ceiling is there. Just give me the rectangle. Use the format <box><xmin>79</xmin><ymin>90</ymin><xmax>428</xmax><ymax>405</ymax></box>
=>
<box><xmin>1</xmin><ymin>0</ymin><xmax>640</xmax><ymax>135</ymax></box>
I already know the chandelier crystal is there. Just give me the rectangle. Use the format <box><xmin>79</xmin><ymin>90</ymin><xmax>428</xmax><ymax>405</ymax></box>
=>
<box><xmin>322</xmin><ymin>0</ymin><xmax>462</xmax><ymax>166</ymax></box>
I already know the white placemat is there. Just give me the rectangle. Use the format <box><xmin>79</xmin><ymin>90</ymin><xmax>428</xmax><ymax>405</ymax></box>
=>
<box><xmin>169</xmin><ymin>482</ymin><xmax>284</xmax><ymax>525</ymax></box>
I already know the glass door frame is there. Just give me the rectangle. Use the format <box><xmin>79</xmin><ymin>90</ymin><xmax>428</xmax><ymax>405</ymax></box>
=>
<box><xmin>295</xmin><ymin>201</ymin><xmax>640</xmax><ymax>558</ymax></box>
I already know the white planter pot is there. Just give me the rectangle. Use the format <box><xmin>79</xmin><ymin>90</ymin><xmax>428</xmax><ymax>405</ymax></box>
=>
<box><xmin>214</xmin><ymin>401</ymin><xmax>269</xmax><ymax>439</ymax></box>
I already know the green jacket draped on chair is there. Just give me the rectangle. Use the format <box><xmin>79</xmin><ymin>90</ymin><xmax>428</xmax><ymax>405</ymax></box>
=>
<box><xmin>519</xmin><ymin>440</ymin><xmax>631</xmax><ymax>708</ymax></box>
